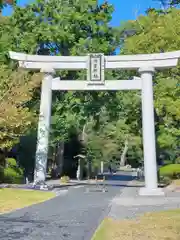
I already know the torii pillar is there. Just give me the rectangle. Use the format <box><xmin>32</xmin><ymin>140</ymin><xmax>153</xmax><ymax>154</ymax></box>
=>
<box><xmin>139</xmin><ymin>67</ymin><xmax>161</xmax><ymax>195</ymax></box>
<box><xmin>33</xmin><ymin>68</ymin><xmax>55</xmax><ymax>185</ymax></box>
<box><xmin>8</xmin><ymin>50</ymin><xmax>180</xmax><ymax>195</ymax></box>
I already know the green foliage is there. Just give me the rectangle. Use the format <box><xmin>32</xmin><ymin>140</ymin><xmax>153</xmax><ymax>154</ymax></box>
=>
<box><xmin>0</xmin><ymin>65</ymin><xmax>40</xmax><ymax>149</ymax></box>
<box><xmin>120</xmin><ymin>8</ymin><xmax>180</xmax><ymax>163</ymax></box>
<box><xmin>3</xmin><ymin>167</ymin><xmax>23</xmax><ymax>184</ymax></box>
<box><xmin>0</xmin><ymin>0</ymin><xmax>179</xmax><ymax>176</ymax></box>
<box><xmin>121</xmin><ymin>9</ymin><xmax>180</xmax><ymax>54</ymax></box>
<box><xmin>175</xmin><ymin>157</ymin><xmax>180</xmax><ymax>164</ymax></box>
<box><xmin>159</xmin><ymin>164</ymin><xmax>180</xmax><ymax>179</ymax></box>
<box><xmin>86</xmin><ymin>117</ymin><xmax>142</xmax><ymax>166</ymax></box>
<box><xmin>9</xmin><ymin>0</ymin><xmax>119</xmax><ymax>55</ymax></box>
<box><xmin>0</xmin><ymin>9</ymin><xmax>43</xmax><ymax>150</ymax></box>
<box><xmin>6</xmin><ymin>158</ymin><xmax>16</xmax><ymax>167</ymax></box>
<box><xmin>17</xmin><ymin>133</ymin><xmax>37</xmax><ymax>177</ymax></box>
<box><xmin>0</xmin><ymin>165</ymin><xmax>4</xmax><ymax>183</ymax></box>
<box><xmin>0</xmin><ymin>0</ymin><xmax>141</xmax><ymax>170</ymax></box>
<box><xmin>159</xmin><ymin>175</ymin><xmax>172</xmax><ymax>185</ymax></box>
<box><xmin>6</xmin><ymin>0</ymin><xmax>122</xmax><ymax>157</ymax></box>
<box><xmin>0</xmin><ymin>158</ymin><xmax>23</xmax><ymax>184</ymax></box>
<box><xmin>60</xmin><ymin>175</ymin><xmax>70</xmax><ymax>183</ymax></box>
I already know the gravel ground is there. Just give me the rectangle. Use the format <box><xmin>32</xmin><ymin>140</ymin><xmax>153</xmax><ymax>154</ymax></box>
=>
<box><xmin>0</xmin><ymin>177</ymin><xmax>131</xmax><ymax>240</ymax></box>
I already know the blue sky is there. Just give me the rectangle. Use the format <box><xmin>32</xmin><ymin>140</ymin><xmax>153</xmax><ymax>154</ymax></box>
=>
<box><xmin>3</xmin><ymin>0</ymin><xmax>161</xmax><ymax>26</ymax></box>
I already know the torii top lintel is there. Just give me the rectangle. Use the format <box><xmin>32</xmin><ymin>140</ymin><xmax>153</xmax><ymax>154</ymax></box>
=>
<box><xmin>9</xmin><ymin>50</ymin><xmax>180</xmax><ymax>70</ymax></box>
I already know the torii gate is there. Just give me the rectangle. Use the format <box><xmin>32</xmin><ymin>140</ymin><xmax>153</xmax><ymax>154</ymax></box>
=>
<box><xmin>9</xmin><ymin>50</ymin><xmax>180</xmax><ymax>196</ymax></box>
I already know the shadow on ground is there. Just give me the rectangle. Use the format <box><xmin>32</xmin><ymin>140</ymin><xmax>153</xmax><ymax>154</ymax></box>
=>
<box><xmin>56</xmin><ymin>172</ymin><xmax>138</xmax><ymax>188</ymax></box>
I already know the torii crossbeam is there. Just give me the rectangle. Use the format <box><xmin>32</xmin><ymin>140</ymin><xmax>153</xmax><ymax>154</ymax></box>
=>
<box><xmin>9</xmin><ymin>50</ymin><xmax>180</xmax><ymax>196</ymax></box>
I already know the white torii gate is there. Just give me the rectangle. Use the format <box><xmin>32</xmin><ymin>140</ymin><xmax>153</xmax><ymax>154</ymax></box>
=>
<box><xmin>9</xmin><ymin>50</ymin><xmax>180</xmax><ymax>196</ymax></box>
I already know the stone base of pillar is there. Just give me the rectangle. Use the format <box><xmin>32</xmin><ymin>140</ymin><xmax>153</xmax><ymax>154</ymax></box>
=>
<box><xmin>33</xmin><ymin>179</ymin><xmax>47</xmax><ymax>187</ymax></box>
<box><xmin>32</xmin><ymin>180</ymin><xmax>52</xmax><ymax>191</ymax></box>
<box><xmin>139</xmin><ymin>187</ymin><xmax>165</xmax><ymax>196</ymax></box>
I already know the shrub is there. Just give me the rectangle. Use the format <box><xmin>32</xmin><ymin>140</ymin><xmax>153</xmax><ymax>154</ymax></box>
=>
<box><xmin>159</xmin><ymin>164</ymin><xmax>180</xmax><ymax>179</ymax></box>
<box><xmin>60</xmin><ymin>175</ymin><xmax>70</xmax><ymax>183</ymax></box>
<box><xmin>163</xmin><ymin>159</ymin><xmax>172</xmax><ymax>165</ymax></box>
<box><xmin>159</xmin><ymin>175</ymin><xmax>172</xmax><ymax>185</ymax></box>
<box><xmin>0</xmin><ymin>166</ymin><xmax>4</xmax><ymax>183</ymax></box>
<box><xmin>3</xmin><ymin>167</ymin><xmax>23</xmax><ymax>184</ymax></box>
<box><xmin>1</xmin><ymin>158</ymin><xmax>23</xmax><ymax>184</ymax></box>
<box><xmin>175</xmin><ymin>157</ymin><xmax>180</xmax><ymax>164</ymax></box>
<box><xmin>7</xmin><ymin>158</ymin><xmax>17</xmax><ymax>167</ymax></box>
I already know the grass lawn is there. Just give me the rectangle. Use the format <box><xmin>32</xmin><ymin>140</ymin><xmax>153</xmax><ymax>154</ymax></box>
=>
<box><xmin>92</xmin><ymin>209</ymin><xmax>180</xmax><ymax>240</ymax></box>
<box><xmin>0</xmin><ymin>188</ymin><xmax>55</xmax><ymax>214</ymax></box>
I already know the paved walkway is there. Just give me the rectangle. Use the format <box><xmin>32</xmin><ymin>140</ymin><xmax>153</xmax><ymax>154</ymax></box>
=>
<box><xmin>109</xmin><ymin>184</ymin><xmax>180</xmax><ymax>220</ymax></box>
<box><xmin>1</xmin><ymin>173</ymin><xmax>179</xmax><ymax>239</ymax></box>
<box><xmin>0</xmin><ymin>177</ymin><xmax>130</xmax><ymax>240</ymax></box>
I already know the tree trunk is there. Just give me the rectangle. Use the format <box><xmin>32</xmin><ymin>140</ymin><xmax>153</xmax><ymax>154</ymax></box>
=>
<box><xmin>81</xmin><ymin>123</ymin><xmax>86</xmax><ymax>142</ymax></box>
<box><xmin>100</xmin><ymin>161</ymin><xmax>104</xmax><ymax>174</ymax></box>
<box><xmin>87</xmin><ymin>157</ymin><xmax>92</xmax><ymax>179</ymax></box>
<box><xmin>55</xmin><ymin>141</ymin><xmax>64</xmax><ymax>177</ymax></box>
<box><xmin>120</xmin><ymin>139</ymin><xmax>128</xmax><ymax>167</ymax></box>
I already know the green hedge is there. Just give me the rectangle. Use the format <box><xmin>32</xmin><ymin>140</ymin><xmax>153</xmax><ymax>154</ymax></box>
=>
<box><xmin>175</xmin><ymin>157</ymin><xmax>180</xmax><ymax>164</ymax></box>
<box><xmin>7</xmin><ymin>158</ymin><xmax>17</xmax><ymax>167</ymax></box>
<box><xmin>0</xmin><ymin>158</ymin><xmax>23</xmax><ymax>184</ymax></box>
<box><xmin>3</xmin><ymin>167</ymin><xmax>23</xmax><ymax>184</ymax></box>
<box><xmin>0</xmin><ymin>166</ymin><xmax>4</xmax><ymax>183</ymax></box>
<box><xmin>159</xmin><ymin>164</ymin><xmax>180</xmax><ymax>179</ymax></box>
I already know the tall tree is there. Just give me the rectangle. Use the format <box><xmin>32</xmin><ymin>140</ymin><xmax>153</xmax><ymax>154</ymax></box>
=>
<box><xmin>5</xmin><ymin>0</ymin><xmax>146</xmax><ymax>172</ymax></box>
<box><xmin>0</xmin><ymin>65</ymin><xmax>41</xmax><ymax>149</ymax></box>
<box><xmin>8</xmin><ymin>0</ymin><xmax>121</xmax><ymax>142</ymax></box>
<box><xmin>120</xmin><ymin>8</ymin><xmax>180</xmax><ymax>162</ymax></box>
<box><xmin>0</xmin><ymin>13</ymin><xmax>41</xmax><ymax>149</ymax></box>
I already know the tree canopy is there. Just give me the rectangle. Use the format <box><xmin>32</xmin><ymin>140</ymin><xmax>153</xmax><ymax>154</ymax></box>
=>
<box><xmin>121</xmin><ymin>7</ymin><xmax>180</xmax><ymax>162</ymax></box>
<box><xmin>0</xmin><ymin>0</ymin><xmax>179</xmax><ymax>173</ymax></box>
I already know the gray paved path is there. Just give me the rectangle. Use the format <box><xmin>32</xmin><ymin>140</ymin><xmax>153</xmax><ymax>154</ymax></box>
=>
<box><xmin>109</xmin><ymin>185</ymin><xmax>180</xmax><ymax>220</ymax></box>
<box><xmin>0</xmin><ymin>175</ymin><xmax>132</xmax><ymax>240</ymax></box>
